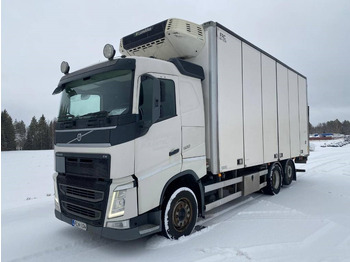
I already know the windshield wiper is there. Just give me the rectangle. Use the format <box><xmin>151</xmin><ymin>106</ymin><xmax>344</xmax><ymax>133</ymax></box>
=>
<box><xmin>58</xmin><ymin>113</ymin><xmax>76</xmax><ymax>121</ymax></box>
<box><xmin>79</xmin><ymin>110</ymin><xmax>109</xmax><ymax>119</ymax></box>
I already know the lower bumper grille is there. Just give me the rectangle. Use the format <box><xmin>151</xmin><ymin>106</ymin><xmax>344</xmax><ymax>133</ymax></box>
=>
<box><xmin>62</xmin><ymin>201</ymin><xmax>101</xmax><ymax>221</ymax></box>
<box><xmin>59</xmin><ymin>184</ymin><xmax>104</xmax><ymax>202</ymax></box>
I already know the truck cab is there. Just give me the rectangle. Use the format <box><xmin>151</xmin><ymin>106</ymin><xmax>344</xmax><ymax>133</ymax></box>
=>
<box><xmin>53</xmin><ymin>54</ymin><xmax>206</xmax><ymax>240</ymax></box>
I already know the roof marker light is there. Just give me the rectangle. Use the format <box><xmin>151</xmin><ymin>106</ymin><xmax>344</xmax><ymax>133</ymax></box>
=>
<box><xmin>60</xmin><ymin>61</ymin><xmax>70</xmax><ymax>75</ymax></box>
<box><xmin>103</xmin><ymin>44</ymin><xmax>116</xmax><ymax>60</ymax></box>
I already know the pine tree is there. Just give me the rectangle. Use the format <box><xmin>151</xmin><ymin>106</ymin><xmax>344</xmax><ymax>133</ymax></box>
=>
<box><xmin>1</xmin><ymin>110</ymin><xmax>16</xmax><ymax>151</ymax></box>
<box><xmin>14</xmin><ymin>120</ymin><xmax>26</xmax><ymax>150</ymax></box>
<box><xmin>309</xmin><ymin>122</ymin><xmax>315</xmax><ymax>134</ymax></box>
<box><xmin>24</xmin><ymin>116</ymin><xmax>38</xmax><ymax>150</ymax></box>
<box><xmin>37</xmin><ymin>115</ymin><xmax>50</xmax><ymax>149</ymax></box>
<box><xmin>342</xmin><ymin>120</ymin><xmax>350</xmax><ymax>135</ymax></box>
<box><xmin>49</xmin><ymin>118</ymin><xmax>57</xmax><ymax>149</ymax></box>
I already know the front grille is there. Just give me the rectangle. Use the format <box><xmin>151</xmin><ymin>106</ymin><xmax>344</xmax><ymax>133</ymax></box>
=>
<box><xmin>59</xmin><ymin>184</ymin><xmax>104</xmax><ymax>202</ymax></box>
<box><xmin>65</xmin><ymin>154</ymin><xmax>110</xmax><ymax>178</ymax></box>
<box><xmin>62</xmin><ymin>201</ymin><xmax>101</xmax><ymax>221</ymax></box>
<box><xmin>57</xmin><ymin>170</ymin><xmax>111</xmax><ymax>227</ymax></box>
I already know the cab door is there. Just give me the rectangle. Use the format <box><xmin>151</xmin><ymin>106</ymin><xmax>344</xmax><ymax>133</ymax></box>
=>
<box><xmin>135</xmin><ymin>73</ymin><xmax>182</xmax><ymax>214</ymax></box>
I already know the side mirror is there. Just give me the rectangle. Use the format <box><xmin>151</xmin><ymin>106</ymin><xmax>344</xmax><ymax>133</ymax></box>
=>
<box><xmin>139</xmin><ymin>74</ymin><xmax>160</xmax><ymax>128</ymax></box>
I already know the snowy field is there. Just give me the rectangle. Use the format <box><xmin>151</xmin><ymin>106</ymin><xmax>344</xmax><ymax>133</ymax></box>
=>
<box><xmin>2</xmin><ymin>141</ymin><xmax>350</xmax><ymax>262</ymax></box>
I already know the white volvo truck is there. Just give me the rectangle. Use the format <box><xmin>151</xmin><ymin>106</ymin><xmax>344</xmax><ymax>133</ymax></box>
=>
<box><xmin>53</xmin><ymin>18</ymin><xmax>309</xmax><ymax>240</ymax></box>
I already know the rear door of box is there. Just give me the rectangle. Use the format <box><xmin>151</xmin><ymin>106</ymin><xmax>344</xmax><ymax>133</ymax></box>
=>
<box><xmin>298</xmin><ymin>76</ymin><xmax>309</xmax><ymax>156</ymax></box>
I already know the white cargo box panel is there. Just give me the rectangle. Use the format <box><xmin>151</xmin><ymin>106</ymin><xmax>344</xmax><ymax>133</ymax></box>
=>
<box><xmin>261</xmin><ymin>54</ymin><xmax>278</xmax><ymax>163</ymax></box>
<box><xmin>242</xmin><ymin>43</ymin><xmax>264</xmax><ymax>167</ymax></box>
<box><xmin>216</xmin><ymin>27</ymin><xmax>244</xmax><ymax>172</ymax></box>
<box><xmin>277</xmin><ymin>63</ymin><xmax>291</xmax><ymax>160</ymax></box>
<box><xmin>288</xmin><ymin>70</ymin><xmax>301</xmax><ymax>158</ymax></box>
<box><xmin>298</xmin><ymin>76</ymin><xmax>309</xmax><ymax>156</ymax></box>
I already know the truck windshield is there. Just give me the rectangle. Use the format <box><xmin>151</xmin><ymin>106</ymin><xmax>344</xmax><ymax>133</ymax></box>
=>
<box><xmin>58</xmin><ymin>70</ymin><xmax>133</xmax><ymax>121</ymax></box>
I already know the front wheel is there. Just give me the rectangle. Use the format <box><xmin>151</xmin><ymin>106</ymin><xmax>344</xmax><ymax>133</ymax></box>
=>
<box><xmin>162</xmin><ymin>187</ymin><xmax>198</xmax><ymax>239</ymax></box>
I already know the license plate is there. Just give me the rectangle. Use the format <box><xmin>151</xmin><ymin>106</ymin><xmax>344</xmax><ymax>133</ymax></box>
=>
<box><xmin>72</xmin><ymin>219</ymin><xmax>87</xmax><ymax>231</ymax></box>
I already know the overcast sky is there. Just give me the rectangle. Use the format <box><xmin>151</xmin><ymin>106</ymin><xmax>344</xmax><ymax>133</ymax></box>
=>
<box><xmin>2</xmin><ymin>0</ymin><xmax>350</xmax><ymax>126</ymax></box>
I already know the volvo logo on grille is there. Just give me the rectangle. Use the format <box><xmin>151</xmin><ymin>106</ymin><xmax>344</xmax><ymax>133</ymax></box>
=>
<box><xmin>66</xmin><ymin>130</ymin><xmax>94</xmax><ymax>144</ymax></box>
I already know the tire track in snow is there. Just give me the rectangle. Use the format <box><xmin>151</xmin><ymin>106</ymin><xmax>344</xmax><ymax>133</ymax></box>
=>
<box><xmin>8</xmin><ymin>235</ymin><xmax>111</xmax><ymax>262</ymax></box>
<box><xmin>302</xmin><ymin>150</ymin><xmax>350</xmax><ymax>173</ymax></box>
<box><xmin>195</xmin><ymin>247</ymin><xmax>252</xmax><ymax>262</ymax></box>
<box><xmin>197</xmin><ymin>194</ymin><xmax>263</xmax><ymax>227</ymax></box>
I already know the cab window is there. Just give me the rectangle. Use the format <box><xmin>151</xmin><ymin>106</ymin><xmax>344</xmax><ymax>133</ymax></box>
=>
<box><xmin>139</xmin><ymin>78</ymin><xmax>176</xmax><ymax>122</ymax></box>
<box><xmin>159</xmin><ymin>79</ymin><xmax>176</xmax><ymax>121</ymax></box>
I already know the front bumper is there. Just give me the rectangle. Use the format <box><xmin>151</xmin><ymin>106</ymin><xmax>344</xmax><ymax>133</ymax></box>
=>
<box><xmin>55</xmin><ymin>209</ymin><xmax>161</xmax><ymax>241</ymax></box>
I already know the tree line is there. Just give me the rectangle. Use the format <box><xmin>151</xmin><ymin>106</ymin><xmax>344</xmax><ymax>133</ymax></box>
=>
<box><xmin>1</xmin><ymin>110</ymin><xmax>56</xmax><ymax>151</ymax></box>
<box><xmin>309</xmin><ymin>119</ymin><xmax>350</xmax><ymax>135</ymax></box>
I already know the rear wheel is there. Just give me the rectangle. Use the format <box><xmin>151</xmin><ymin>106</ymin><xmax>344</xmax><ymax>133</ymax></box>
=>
<box><xmin>264</xmin><ymin>163</ymin><xmax>282</xmax><ymax>195</ymax></box>
<box><xmin>282</xmin><ymin>159</ymin><xmax>295</xmax><ymax>186</ymax></box>
<box><xmin>162</xmin><ymin>187</ymin><xmax>198</xmax><ymax>239</ymax></box>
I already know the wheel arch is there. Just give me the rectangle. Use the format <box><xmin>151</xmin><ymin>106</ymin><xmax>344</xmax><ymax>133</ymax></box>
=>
<box><xmin>272</xmin><ymin>160</ymin><xmax>283</xmax><ymax>170</ymax></box>
<box><xmin>160</xmin><ymin>170</ymin><xmax>205</xmax><ymax>217</ymax></box>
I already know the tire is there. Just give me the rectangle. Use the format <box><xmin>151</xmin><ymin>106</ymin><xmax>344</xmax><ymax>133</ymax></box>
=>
<box><xmin>282</xmin><ymin>159</ymin><xmax>295</xmax><ymax>186</ymax></box>
<box><xmin>263</xmin><ymin>163</ymin><xmax>282</xmax><ymax>195</ymax></box>
<box><xmin>162</xmin><ymin>187</ymin><xmax>198</xmax><ymax>239</ymax></box>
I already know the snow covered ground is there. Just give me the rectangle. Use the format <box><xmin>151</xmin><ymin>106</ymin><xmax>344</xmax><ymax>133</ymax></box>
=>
<box><xmin>2</xmin><ymin>141</ymin><xmax>350</xmax><ymax>262</ymax></box>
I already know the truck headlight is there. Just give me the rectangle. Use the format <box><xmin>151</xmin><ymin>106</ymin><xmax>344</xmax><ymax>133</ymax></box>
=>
<box><xmin>108</xmin><ymin>190</ymin><xmax>127</xmax><ymax>218</ymax></box>
<box><xmin>108</xmin><ymin>181</ymin><xmax>135</xmax><ymax>219</ymax></box>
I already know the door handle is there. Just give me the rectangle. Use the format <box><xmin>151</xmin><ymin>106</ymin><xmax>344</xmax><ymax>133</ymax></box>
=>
<box><xmin>169</xmin><ymin>148</ymin><xmax>179</xmax><ymax>156</ymax></box>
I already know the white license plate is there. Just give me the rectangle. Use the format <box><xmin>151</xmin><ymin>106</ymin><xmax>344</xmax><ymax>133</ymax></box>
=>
<box><xmin>72</xmin><ymin>219</ymin><xmax>87</xmax><ymax>231</ymax></box>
